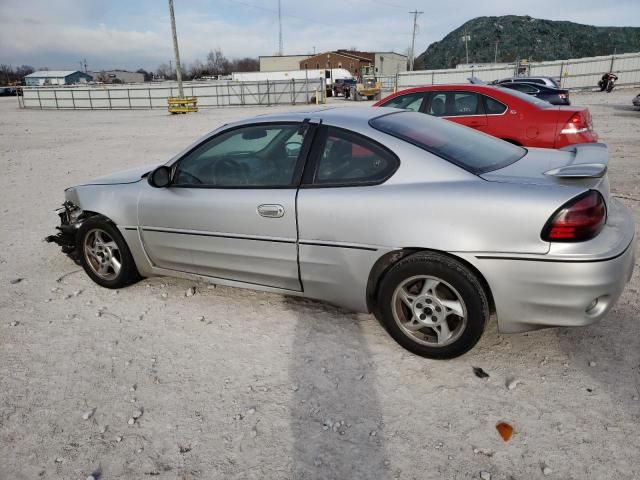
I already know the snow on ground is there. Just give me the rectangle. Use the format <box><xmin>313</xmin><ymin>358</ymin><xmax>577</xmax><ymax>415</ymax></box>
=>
<box><xmin>1</xmin><ymin>90</ymin><xmax>640</xmax><ymax>479</ymax></box>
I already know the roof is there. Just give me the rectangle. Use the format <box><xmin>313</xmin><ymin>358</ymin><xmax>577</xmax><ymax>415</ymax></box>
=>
<box><xmin>25</xmin><ymin>70</ymin><xmax>85</xmax><ymax>78</ymax></box>
<box><xmin>259</xmin><ymin>54</ymin><xmax>309</xmax><ymax>59</ymax></box>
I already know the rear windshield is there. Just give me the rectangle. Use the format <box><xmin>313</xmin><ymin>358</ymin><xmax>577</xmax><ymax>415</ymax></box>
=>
<box><xmin>370</xmin><ymin>111</ymin><xmax>526</xmax><ymax>174</ymax></box>
<box><xmin>497</xmin><ymin>87</ymin><xmax>553</xmax><ymax>107</ymax></box>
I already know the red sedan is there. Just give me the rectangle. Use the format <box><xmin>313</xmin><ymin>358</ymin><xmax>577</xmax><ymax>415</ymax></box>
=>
<box><xmin>373</xmin><ymin>84</ymin><xmax>597</xmax><ymax>148</ymax></box>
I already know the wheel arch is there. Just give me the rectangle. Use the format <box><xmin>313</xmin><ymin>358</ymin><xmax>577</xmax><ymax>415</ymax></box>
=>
<box><xmin>366</xmin><ymin>248</ymin><xmax>495</xmax><ymax>316</ymax></box>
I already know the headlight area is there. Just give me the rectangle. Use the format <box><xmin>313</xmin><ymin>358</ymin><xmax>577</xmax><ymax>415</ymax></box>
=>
<box><xmin>44</xmin><ymin>200</ymin><xmax>84</xmax><ymax>254</ymax></box>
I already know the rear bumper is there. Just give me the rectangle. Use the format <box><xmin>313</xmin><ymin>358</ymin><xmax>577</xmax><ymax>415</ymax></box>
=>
<box><xmin>463</xmin><ymin>198</ymin><xmax>636</xmax><ymax>333</ymax></box>
<box><xmin>476</xmin><ymin>238</ymin><xmax>635</xmax><ymax>332</ymax></box>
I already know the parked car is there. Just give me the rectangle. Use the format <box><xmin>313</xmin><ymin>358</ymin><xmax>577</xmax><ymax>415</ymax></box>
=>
<box><xmin>0</xmin><ymin>86</ymin><xmax>16</xmax><ymax>96</ymax></box>
<box><xmin>373</xmin><ymin>84</ymin><xmax>597</xmax><ymax>148</ymax></box>
<box><xmin>46</xmin><ymin>108</ymin><xmax>635</xmax><ymax>359</ymax></box>
<box><xmin>633</xmin><ymin>93</ymin><xmax>640</xmax><ymax>108</ymax></box>
<box><xmin>498</xmin><ymin>81</ymin><xmax>570</xmax><ymax>105</ymax></box>
<box><xmin>494</xmin><ymin>76</ymin><xmax>560</xmax><ymax>88</ymax></box>
<box><xmin>333</xmin><ymin>78</ymin><xmax>357</xmax><ymax>98</ymax></box>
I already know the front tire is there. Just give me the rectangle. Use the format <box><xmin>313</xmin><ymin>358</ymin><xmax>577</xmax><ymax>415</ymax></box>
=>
<box><xmin>376</xmin><ymin>252</ymin><xmax>489</xmax><ymax>359</ymax></box>
<box><xmin>77</xmin><ymin>216</ymin><xmax>141</xmax><ymax>289</ymax></box>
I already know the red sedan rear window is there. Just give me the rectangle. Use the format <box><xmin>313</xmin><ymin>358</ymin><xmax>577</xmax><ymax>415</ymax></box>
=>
<box><xmin>370</xmin><ymin>111</ymin><xmax>526</xmax><ymax>174</ymax></box>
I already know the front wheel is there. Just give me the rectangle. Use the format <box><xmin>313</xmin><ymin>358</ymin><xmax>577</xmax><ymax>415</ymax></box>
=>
<box><xmin>77</xmin><ymin>216</ymin><xmax>141</xmax><ymax>289</ymax></box>
<box><xmin>376</xmin><ymin>252</ymin><xmax>489</xmax><ymax>359</ymax></box>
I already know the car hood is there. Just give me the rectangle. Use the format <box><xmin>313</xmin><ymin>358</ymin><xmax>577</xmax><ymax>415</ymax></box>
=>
<box><xmin>81</xmin><ymin>163</ymin><xmax>159</xmax><ymax>186</ymax></box>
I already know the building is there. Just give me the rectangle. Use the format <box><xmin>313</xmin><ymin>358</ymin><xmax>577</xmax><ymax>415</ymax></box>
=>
<box><xmin>260</xmin><ymin>55</ymin><xmax>309</xmax><ymax>72</ymax></box>
<box><xmin>300</xmin><ymin>50</ymin><xmax>407</xmax><ymax>77</ymax></box>
<box><xmin>89</xmin><ymin>70</ymin><xmax>145</xmax><ymax>84</ymax></box>
<box><xmin>301</xmin><ymin>50</ymin><xmax>373</xmax><ymax>77</ymax></box>
<box><xmin>374</xmin><ymin>52</ymin><xmax>408</xmax><ymax>76</ymax></box>
<box><xmin>24</xmin><ymin>70</ymin><xmax>93</xmax><ymax>86</ymax></box>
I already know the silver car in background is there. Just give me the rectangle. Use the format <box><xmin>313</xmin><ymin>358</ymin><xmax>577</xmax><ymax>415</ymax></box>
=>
<box><xmin>47</xmin><ymin>107</ymin><xmax>635</xmax><ymax>358</ymax></box>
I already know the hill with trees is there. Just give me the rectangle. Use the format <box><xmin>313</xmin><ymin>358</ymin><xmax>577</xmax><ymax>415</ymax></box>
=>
<box><xmin>415</xmin><ymin>15</ymin><xmax>640</xmax><ymax>69</ymax></box>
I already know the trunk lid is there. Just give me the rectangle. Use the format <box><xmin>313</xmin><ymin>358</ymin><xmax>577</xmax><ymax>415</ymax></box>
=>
<box><xmin>481</xmin><ymin>142</ymin><xmax>610</xmax><ymax>200</ymax></box>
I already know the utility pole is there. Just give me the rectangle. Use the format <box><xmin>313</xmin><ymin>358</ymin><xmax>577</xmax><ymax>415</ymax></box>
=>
<box><xmin>408</xmin><ymin>10</ymin><xmax>423</xmax><ymax>71</ymax></box>
<box><xmin>462</xmin><ymin>28</ymin><xmax>470</xmax><ymax>65</ymax></box>
<box><xmin>79</xmin><ymin>59</ymin><xmax>87</xmax><ymax>73</ymax></box>
<box><xmin>167</xmin><ymin>0</ymin><xmax>184</xmax><ymax>98</ymax></box>
<box><xmin>494</xmin><ymin>39</ymin><xmax>499</xmax><ymax>64</ymax></box>
<box><xmin>278</xmin><ymin>0</ymin><xmax>283</xmax><ymax>56</ymax></box>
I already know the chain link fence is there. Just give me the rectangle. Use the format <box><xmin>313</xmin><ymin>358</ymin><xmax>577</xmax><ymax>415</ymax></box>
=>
<box><xmin>394</xmin><ymin>52</ymin><xmax>640</xmax><ymax>91</ymax></box>
<box><xmin>18</xmin><ymin>78</ymin><xmax>326</xmax><ymax>110</ymax></box>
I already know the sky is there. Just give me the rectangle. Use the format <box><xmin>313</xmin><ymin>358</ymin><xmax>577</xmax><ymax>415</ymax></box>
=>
<box><xmin>0</xmin><ymin>0</ymin><xmax>639</xmax><ymax>72</ymax></box>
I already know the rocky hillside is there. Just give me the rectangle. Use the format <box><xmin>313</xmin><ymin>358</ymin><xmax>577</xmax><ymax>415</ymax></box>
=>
<box><xmin>416</xmin><ymin>15</ymin><xmax>640</xmax><ymax>69</ymax></box>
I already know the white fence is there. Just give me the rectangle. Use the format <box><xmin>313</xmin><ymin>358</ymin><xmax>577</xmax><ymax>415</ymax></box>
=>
<box><xmin>396</xmin><ymin>52</ymin><xmax>640</xmax><ymax>90</ymax></box>
<box><xmin>18</xmin><ymin>78</ymin><xmax>325</xmax><ymax>110</ymax></box>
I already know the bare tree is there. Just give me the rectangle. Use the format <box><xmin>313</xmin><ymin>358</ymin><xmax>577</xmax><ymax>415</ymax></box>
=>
<box><xmin>155</xmin><ymin>63</ymin><xmax>174</xmax><ymax>80</ymax></box>
<box><xmin>189</xmin><ymin>59</ymin><xmax>207</xmax><ymax>79</ymax></box>
<box><xmin>231</xmin><ymin>57</ymin><xmax>259</xmax><ymax>72</ymax></box>
<box><xmin>206</xmin><ymin>48</ymin><xmax>230</xmax><ymax>75</ymax></box>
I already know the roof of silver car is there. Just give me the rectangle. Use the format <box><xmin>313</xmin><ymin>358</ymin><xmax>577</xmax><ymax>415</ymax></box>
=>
<box><xmin>240</xmin><ymin>106</ymin><xmax>400</xmax><ymax>124</ymax></box>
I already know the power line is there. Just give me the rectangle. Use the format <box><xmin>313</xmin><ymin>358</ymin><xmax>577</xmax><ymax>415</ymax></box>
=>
<box><xmin>408</xmin><ymin>10</ymin><xmax>423</xmax><ymax>71</ymax></box>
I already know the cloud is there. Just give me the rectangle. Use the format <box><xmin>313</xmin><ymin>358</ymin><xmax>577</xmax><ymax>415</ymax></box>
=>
<box><xmin>0</xmin><ymin>0</ymin><xmax>637</xmax><ymax>70</ymax></box>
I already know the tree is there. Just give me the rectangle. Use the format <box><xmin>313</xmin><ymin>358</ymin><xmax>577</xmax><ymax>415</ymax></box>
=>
<box><xmin>15</xmin><ymin>65</ymin><xmax>34</xmax><ymax>79</ymax></box>
<box><xmin>231</xmin><ymin>57</ymin><xmax>259</xmax><ymax>72</ymax></box>
<box><xmin>155</xmin><ymin>63</ymin><xmax>174</xmax><ymax>80</ymax></box>
<box><xmin>206</xmin><ymin>48</ymin><xmax>230</xmax><ymax>76</ymax></box>
<box><xmin>0</xmin><ymin>64</ymin><xmax>11</xmax><ymax>84</ymax></box>
<box><xmin>188</xmin><ymin>59</ymin><xmax>207</xmax><ymax>79</ymax></box>
<box><xmin>136</xmin><ymin>68</ymin><xmax>152</xmax><ymax>82</ymax></box>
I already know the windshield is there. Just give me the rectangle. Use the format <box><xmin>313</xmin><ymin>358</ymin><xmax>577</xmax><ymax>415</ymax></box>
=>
<box><xmin>369</xmin><ymin>111</ymin><xmax>527</xmax><ymax>174</ymax></box>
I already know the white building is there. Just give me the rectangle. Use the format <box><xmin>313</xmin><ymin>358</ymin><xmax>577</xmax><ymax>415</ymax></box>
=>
<box><xmin>24</xmin><ymin>70</ymin><xmax>93</xmax><ymax>86</ymax></box>
<box><xmin>375</xmin><ymin>52</ymin><xmax>408</xmax><ymax>76</ymax></box>
<box><xmin>259</xmin><ymin>55</ymin><xmax>309</xmax><ymax>72</ymax></box>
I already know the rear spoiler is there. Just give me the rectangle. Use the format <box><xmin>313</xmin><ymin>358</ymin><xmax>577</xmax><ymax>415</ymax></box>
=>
<box><xmin>544</xmin><ymin>143</ymin><xmax>608</xmax><ymax>178</ymax></box>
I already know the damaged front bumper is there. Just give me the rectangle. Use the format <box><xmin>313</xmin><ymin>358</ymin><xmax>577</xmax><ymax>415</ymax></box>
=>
<box><xmin>44</xmin><ymin>201</ymin><xmax>83</xmax><ymax>254</ymax></box>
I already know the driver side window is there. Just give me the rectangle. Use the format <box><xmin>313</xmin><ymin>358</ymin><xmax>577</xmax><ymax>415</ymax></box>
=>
<box><xmin>174</xmin><ymin>123</ymin><xmax>304</xmax><ymax>187</ymax></box>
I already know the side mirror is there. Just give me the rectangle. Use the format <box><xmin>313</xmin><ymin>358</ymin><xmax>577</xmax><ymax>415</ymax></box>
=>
<box><xmin>148</xmin><ymin>165</ymin><xmax>172</xmax><ymax>188</ymax></box>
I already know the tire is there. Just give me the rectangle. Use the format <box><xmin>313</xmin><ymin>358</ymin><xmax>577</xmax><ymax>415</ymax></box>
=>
<box><xmin>375</xmin><ymin>252</ymin><xmax>489</xmax><ymax>359</ymax></box>
<box><xmin>76</xmin><ymin>215</ymin><xmax>141</xmax><ymax>289</ymax></box>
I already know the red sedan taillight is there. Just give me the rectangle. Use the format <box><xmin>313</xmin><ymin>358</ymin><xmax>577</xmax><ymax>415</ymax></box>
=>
<box><xmin>542</xmin><ymin>191</ymin><xmax>606</xmax><ymax>242</ymax></box>
<box><xmin>561</xmin><ymin>112</ymin><xmax>591</xmax><ymax>134</ymax></box>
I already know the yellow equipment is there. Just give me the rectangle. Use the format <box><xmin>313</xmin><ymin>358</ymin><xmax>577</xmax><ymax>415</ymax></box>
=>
<box><xmin>349</xmin><ymin>76</ymin><xmax>382</xmax><ymax>101</ymax></box>
<box><xmin>168</xmin><ymin>97</ymin><xmax>198</xmax><ymax>114</ymax></box>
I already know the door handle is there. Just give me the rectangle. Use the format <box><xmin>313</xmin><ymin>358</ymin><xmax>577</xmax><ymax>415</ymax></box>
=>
<box><xmin>257</xmin><ymin>204</ymin><xmax>285</xmax><ymax>218</ymax></box>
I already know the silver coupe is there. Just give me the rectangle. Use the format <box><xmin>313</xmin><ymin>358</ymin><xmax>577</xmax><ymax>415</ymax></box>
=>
<box><xmin>47</xmin><ymin>107</ymin><xmax>635</xmax><ymax>358</ymax></box>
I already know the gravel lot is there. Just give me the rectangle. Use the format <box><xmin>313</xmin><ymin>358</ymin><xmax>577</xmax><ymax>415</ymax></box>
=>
<box><xmin>1</xmin><ymin>89</ymin><xmax>639</xmax><ymax>480</ymax></box>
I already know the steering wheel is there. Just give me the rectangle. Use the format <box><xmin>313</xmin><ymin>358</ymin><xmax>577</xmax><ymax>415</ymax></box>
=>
<box><xmin>213</xmin><ymin>158</ymin><xmax>249</xmax><ymax>185</ymax></box>
<box><xmin>176</xmin><ymin>169</ymin><xmax>203</xmax><ymax>185</ymax></box>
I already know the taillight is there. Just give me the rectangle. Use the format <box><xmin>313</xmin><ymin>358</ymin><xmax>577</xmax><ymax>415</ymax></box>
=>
<box><xmin>561</xmin><ymin>112</ymin><xmax>590</xmax><ymax>134</ymax></box>
<box><xmin>542</xmin><ymin>191</ymin><xmax>606</xmax><ymax>242</ymax></box>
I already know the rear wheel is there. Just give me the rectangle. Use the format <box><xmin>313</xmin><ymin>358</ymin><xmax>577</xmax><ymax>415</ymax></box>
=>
<box><xmin>376</xmin><ymin>252</ymin><xmax>489</xmax><ymax>359</ymax></box>
<box><xmin>77</xmin><ymin>216</ymin><xmax>141</xmax><ymax>289</ymax></box>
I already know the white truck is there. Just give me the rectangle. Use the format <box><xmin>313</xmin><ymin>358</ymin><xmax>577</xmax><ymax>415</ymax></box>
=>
<box><xmin>231</xmin><ymin>68</ymin><xmax>353</xmax><ymax>97</ymax></box>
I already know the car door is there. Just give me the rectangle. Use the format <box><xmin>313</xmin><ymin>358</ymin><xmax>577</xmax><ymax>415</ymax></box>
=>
<box><xmin>137</xmin><ymin>122</ymin><xmax>310</xmax><ymax>291</ymax></box>
<box><xmin>426</xmin><ymin>90</ymin><xmax>487</xmax><ymax>129</ymax></box>
<box><xmin>479</xmin><ymin>93</ymin><xmax>511</xmax><ymax>138</ymax></box>
<box><xmin>296</xmin><ymin>125</ymin><xmax>400</xmax><ymax>312</ymax></box>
